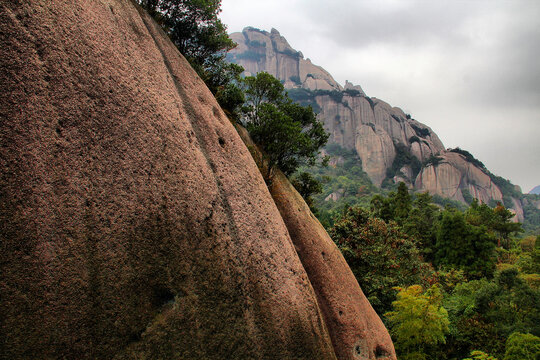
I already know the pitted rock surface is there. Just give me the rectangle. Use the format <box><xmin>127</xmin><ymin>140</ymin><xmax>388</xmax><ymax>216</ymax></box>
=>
<box><xmin>236</xmin><ymin>126</ymin><xmax>397</xmax><ymax>360</ymax></box>
<box><xmin>0</xmin><ymin>1</ymin><xmax>337</xmax><ymax>358</ymax></box>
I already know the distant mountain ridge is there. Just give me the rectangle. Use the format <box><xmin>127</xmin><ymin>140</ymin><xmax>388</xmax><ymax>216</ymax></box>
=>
<box><xmin>227</xmin><ymin>27</ymin><xmax>526</xmax><ymax>221</ymax></box>
<box><xmin>530</xmin><ymin>185</ymin><xmax>540</xmax><ymax>195</ymax></box>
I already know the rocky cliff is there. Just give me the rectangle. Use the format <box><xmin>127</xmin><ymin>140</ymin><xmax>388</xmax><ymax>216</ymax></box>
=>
<box><xmin>0</xmin><ymin>1</ymin><xmax>395</xmax><ymax>359</ymax></box>
<box><xmin>228</xmin><ymin>27</ymin><xmax>524</xmax><ymax>220</ymax></box>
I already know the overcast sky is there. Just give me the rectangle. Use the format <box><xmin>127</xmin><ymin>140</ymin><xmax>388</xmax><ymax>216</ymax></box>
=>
<box><xmin>221</xmin><ymin>0</ymin><xmax>540</xmax><ymax>193</ymax></box>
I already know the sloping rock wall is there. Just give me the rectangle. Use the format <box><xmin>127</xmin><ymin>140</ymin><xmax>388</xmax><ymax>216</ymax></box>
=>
<box><xmin>0</xmin><ymin>1</ymin><xmax>338</xmax><ymax>358</ymax></box>
<box><xmin>415</xmin><ymin>152</ymin><xmax>504</xmax><ymax>204</ymax></box>
<box><xmin>236</xmin><ymin>126</ymin><xmax>397</xmax><ymax>360</ymax></box>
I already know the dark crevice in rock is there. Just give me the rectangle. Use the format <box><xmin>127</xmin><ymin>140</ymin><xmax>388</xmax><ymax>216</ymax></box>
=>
<box><xmin>151</xmin><ymin>286</ymin><xmax>175</xmax><ymax>308</ymax></box>
<box><xmin>375</xmin><ymin>345</ymin><xmax>390</xmax><ymax>358</ymax></box>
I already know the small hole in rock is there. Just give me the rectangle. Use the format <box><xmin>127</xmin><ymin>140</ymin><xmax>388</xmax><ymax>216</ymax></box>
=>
<box><xmin>375</xmin><ymin>345</ymin><xmax>389</xmax><ymax>358</ymax></box>
<box><xmin>152</xmin><ymin>287</ymin><xmax>175</xmax><ymax>308</ymax></box>
<box><xmin>128</xmin><ymin>330</ymin><xmax>142</xmax><ymax>343</ymax></box>
<box><xmin>355</xmin><ymin>345</ymin><xmax>362</xmax><ymax>355</ymax></box>
<box><xmin>218</xmin><ymin>137</ymin><xmax>225</xmax><ymax>147</ymax></box>
<box><xmin>339</xmin><ymin>310</ymin><xmax>343</xmax><ymax>316</ymax></box>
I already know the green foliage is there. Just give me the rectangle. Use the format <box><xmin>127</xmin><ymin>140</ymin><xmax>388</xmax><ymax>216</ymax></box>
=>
<box><xmin>330</xmin><ymin>207</ymin><xmax>432</xmax><ymax>315</ymax></box>
<box><xmin>204</xmin><ymin>62</ymin><xmax>245</xmax><ymax>119</ymax></box>
<box><xmin>385</xmin><ymin>285</ymin><xmax>450</xmax><ymax>358</ymax></box>
<box><xmin>464</xmin><ymin>350</ymin><xmax>499</xmax><ymax>360</ymax></box>
<box><xmin>138</xmin><ymin>0</ymin><xmax>243</xmax><ymax>115</ymax></box>
<box><xmin>403</xmin><ymin>192</ymin><xmax>440</xmax><ymax>261</ymax></box>
<box><xmin>449</xmin><ymin>147</ymin><xmax>487</xmax><ymax>170</ymax></box>
<box><xmin>233</xmin><ymin>50</ymin><xmax>265</xmax><ymax>62</ymax></box>
<box><xmin>313</xmin><ymin>89</ymin><xmax>344</xmax><ymax>103</ymax></box>
<box><xmin>286</xmin><ymin>88</ymin><xmax>321</xmax><ymax>113</ymax></box>
<box><xmin>410</xmin><ymin>123</ymin><xmax>431</xmax><ymax>138</ymax></box>
<box><xmin>423</xmin><ymin>153</ymin><xmax>444</xmax><ymax>167</ymax></box>
<box><xmin>462</xmin><ymin>188</ymin><xmax>474</xmax><ymax>205</ymax></box>
<box><xmin>435</xmin><ymin>209</ymin><xmax>496</xmax><ymax>279</ymax></box>
<box><xmin>522</xmin><ymin>197</ymin><xmax>540</xmax><ymax>234</ymax></box>
<box><xmin>466</xmin><ymin>200</ymin><xmax>523</xmax><ymax>248</ymax></box>
<box><xmin>246</xmin><ymin>39</ymin><xmax>265</xmax><ymax>47</ymax></box>
<box><xmin>241</xmin><ymin>72</ymin><xmax>328</xmax><ymax>178</ymax></box>
<box><xmin>385</xmin><ymin>143</ymin><xmax>422</xmax><ymax>182</ymax></box>
<box><xmin>371</xmin><ymin>182</ymin><xmax>412</xmax><ymax>226</ymax></box>
<box><xmin>504</xmin><ymin>332</ymin><xmax>540</xmax><ymax>360</ymax></box>
<box><xmin>343</xmin><ymin>89</ymin><xmax>362</xmax><ymax>97</ymax></box>
<box><xmin>300</xmin><ymin>144</ymin><xmax>378</xmax><ymax>228</ymax></box>
<box><xmin>289</xmin><ymin>75</ymin><xmax>301</xmax><ymax>85</ymax></box>
<box><xmin>444</xmin><ymin>269</ymin><xmax>540</xmax><ymax>358</ymax></box>
<box><xmin>291</xmin><ymin>172</ymin><xmax>322</xmax><ymax>210</ymax></box>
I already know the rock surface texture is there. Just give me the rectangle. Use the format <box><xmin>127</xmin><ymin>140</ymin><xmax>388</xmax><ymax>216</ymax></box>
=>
<box><xmin>228</xmin><ymin>27</ymin><xmax>524</xmax><ymax>216</ymax></box>
<box><xmin>0</xmin><ymin>1</ymin><xmax>385</xmax><ymax>358</ymax></box>
<box><xmin>236</xmin><ymin>126</ymin><xmax>397</xmax><ymax>360</ymax></box>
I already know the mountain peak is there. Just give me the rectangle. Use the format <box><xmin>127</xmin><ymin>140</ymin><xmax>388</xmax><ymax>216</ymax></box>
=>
<box><xmin>228</xmin><ymin>27</ymin><xmax>524</xmax><ymax>220</ymax></box>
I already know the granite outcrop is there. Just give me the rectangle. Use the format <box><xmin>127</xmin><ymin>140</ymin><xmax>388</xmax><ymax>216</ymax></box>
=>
<box><xmin>228</xmin><ymin>27</ymin><xmax>524</xmax><ymax>219</ymax></box>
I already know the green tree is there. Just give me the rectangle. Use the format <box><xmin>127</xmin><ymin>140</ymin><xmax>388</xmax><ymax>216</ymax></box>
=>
<box><xmin>137</xmin><ymin>0</ymin><xmax>243</xmax><ymax>115</ymax></box>
<box><xmin>142</xmin><ymin>0</ymin><xmax>235</xmax><ymax>67</ymax></box>
<box><xmin>291</xmin><ymin>172</ymin><xmax>322</xmax><ymax>210</ymax></box>
<box><xmin>241</xmin><ymin>72</ymin><xmax>328</xmax><ymax>179</ymax></box>
<box><xmin>330</xmin><ymin>207</ymin><xmax>432</xmax><ymax>315</ymax></box>
<box><xmin>464</xmin><ymin>350</ymin><xmax>499</xmax><ymax>360</ymax></box>
<box><xmin>393</xmin><ymin>182</ymin><xmax>412</xmax><ymax>222</ymax></box>
<box><xmin>385</xmin><ymin>284</ymin><xmax>450</xmax><ymax>359</ymax></box>
<box><xmin>435</xmin><ymin>209</ymin><xmax>496</xmax><ymax>279</ymax></box>
<box><xmin>370</xmin><ymin>182</ymin><xmax>412</xmax><ymax>226</ymax></box>
<box><xmin>504</xmin><ymin>332</ymin><xmax>540</xmax><ymax>360</ymax></box>
<box><xmin>466</xmin><ymin>200</ymin><xmax>522</xmax><ymax>249</ymax></box>
<box><xmin>403</xmin><ymin>192</ymin><xmax>439</xmax><ymax>261</ymax></box>
<box><xmin>444</xmin><ymin>269</ymin><xmax>540</xmax><ymax>359</ymax></box>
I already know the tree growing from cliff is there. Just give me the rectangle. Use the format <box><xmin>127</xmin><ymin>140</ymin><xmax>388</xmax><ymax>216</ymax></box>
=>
<box><xmin>291</xmin><ymin>172</ymin><xmax>323</xmax><ymax>210</ymax></box>
<box><xmin>137</xmin><ymin>0</ymin><xmax>244</xmax><ymax>115</ymax></box>
<box><xmin>241</xmin><ymin>72</ymin><xmax>328</xmax><ymax>179</ymax></box>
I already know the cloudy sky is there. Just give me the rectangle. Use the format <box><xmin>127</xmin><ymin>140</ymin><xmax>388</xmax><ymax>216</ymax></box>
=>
<box><xmin>220</xmin><ymin>0</ymin><xmax>540</xmax><ymax>193</ymax></box>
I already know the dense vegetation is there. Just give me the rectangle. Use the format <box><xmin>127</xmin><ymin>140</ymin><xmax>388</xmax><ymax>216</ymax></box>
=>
<box><xmin>327</xmin><ymin>184</ymin><xmax>539</xmax><ymax>359</ymax></box>
<box><xmin>297</xmin><ymin>143</ymin><xmax>381</xmax><ymax>228</ymax></box>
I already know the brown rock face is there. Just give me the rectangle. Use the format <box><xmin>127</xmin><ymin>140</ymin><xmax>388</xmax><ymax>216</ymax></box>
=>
<box><xmin>0</xmin><ymin>1</ymin><xmax>339</xmax><ymax>358</ymax></box>
<box><xmin>229</xmin><ymin>27</ymin><xmax>342</xmax><ymax>90</ymax></box>
<box><xmin>415</xmin><ymin>152</ymin><xmax>503</xmax><ymax>204</ymax></box>
<box><xmin>228</xmin><ymin>27</ymin><xmax>525</xmax><ymax>215</ymax></box>
<box><xmin>236</xmin><ymin>126</ymin><xmax>397</xmax><ymax>360</ymax></box>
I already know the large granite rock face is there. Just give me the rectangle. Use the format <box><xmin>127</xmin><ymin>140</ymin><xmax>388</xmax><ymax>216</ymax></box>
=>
<box><xmin>228</xmin><ymin>27</ymin><xmax>524</xmax><ymax>215</ymax></box>
<box><xmin>0</xmin><ymin>1</ymin><xmax>345</xmax><ymax>358</ymax></box>
<box><xmin>236</xmin><ymin>126</ymin><xmax>397</xmax><ymax>360</ymax></box>
<box><xmin>415</xmin><ymin>152</ymin><xmax>504</xmax><ymax>204</ymax></box>
<box><xmin>229</xmin><ymin>27</ymin><xmax>342</xmax><ymax>91</ymax></box>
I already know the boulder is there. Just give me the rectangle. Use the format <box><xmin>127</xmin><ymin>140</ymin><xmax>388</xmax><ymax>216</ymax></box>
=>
<box><xmin>0</xmin><ymin>1</ymin><xmax>340</xmax><ymax>358</ymax></box>
<box><xmin>236</xmin><ymin>126</ymin><xmax>397</xmax><ymax>360</ymax></box>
